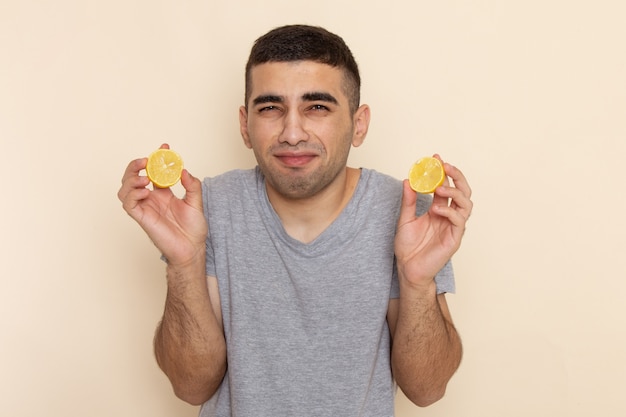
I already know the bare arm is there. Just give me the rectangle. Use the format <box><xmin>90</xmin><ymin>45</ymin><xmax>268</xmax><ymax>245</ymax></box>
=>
<box><xmin>387</xmin><ymin>292</ymin><xmax>462</xmax><ymax>406</ymax></box>
<box><xmin>155</xmin><ymin>270</ymin><xmax>226</xmax><ymax>405</ymax></box>
<box><xmin>390</xmin><ymin>157</ymin><xmax>472</xmax><ymax>406</ymax></box>
<box><xmin>118</xmin><ymin>144</ymin><xmax>226</xmax><ymax>404</ymax></box>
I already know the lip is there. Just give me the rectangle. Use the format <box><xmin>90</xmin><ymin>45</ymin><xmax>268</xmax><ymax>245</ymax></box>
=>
<box><xmin>273</xmin><ymin>151</ymin><xmax>318</xmax><ymax>167</ymax></box>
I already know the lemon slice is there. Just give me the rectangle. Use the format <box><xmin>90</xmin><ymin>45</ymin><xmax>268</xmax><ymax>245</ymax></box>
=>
<box><xmin>146</xmin><ymin>149</ymin><xmax>184</xmax><ymax>188</ymax></box>
<box><xmin>408</xmin><ymin>157</ymin><xmax>445</xmax><ymax>193</ymax></box>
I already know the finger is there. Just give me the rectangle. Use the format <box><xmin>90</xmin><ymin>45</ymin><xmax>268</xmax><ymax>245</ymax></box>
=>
<box><xmin>121</xmin><ymin>188</ymin><xmax>151</xmax><ymax>214</ymax></box>
<box><xmin>397</xmin><ymin>180</ymin><xmax>418</xmax><ymax>226</ymax></box>
<box><xmin>431</xmin><ymin>175</ymin><xmax>470</xmax><ymax>236</ymax></box>
<box><xmin>118</xmin><ymin>173</ymin><xmax>149</xmax><ymax>205</ymax></box>
<box><xmin>431</xmin><ymin>203</ymin><xmax>468</xmax><ymax>241</ymax></box>
<box><xmin>427</xmin><ymin>154</ymin><xmax>451</xmax><ymax>208</ymax></box>
<box><xmin>119</xmin><ymin>160</ymin><xmax>149</xmax><ymax>202</ymax></box>
<box><xmin>441</xmin><ymin>163</ymin><xmax>473</xmax><ymax>218</ymax></box>
<box><xmin>443</xmin><ymin>162</ymin><xmax>472</xmax><ymax>199</ymax></box>
<box><xmin>435</xmin><ymin>185</ymin><xmax>473</xmax><ymax>220</ymax></box>
<box><xmin>120</xmin><ymin>145</ymin><xmax>169</xmax><ymax>185</ymax></box>
<box><xmin>180</xmin><ymin>169</ymin><xmax>204</xmax><ymax>210</ymax></box>
<box><xmin>121</xmin><ymin>157</ymin><xmax>148</xmax><ymax>185</ymax></box>
<box><xmin>433</xmin><ymin>155</ymin><xmax>470</xmax><ymax>195</ymax></box>
<box><xmin>118</xmin><ymin>174</ymin><xmax>151</xmax><ymax>209</ymax></box>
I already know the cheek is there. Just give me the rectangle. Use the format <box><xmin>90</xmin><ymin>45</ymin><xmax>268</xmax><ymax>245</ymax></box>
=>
<box><xmin>321</xmin><ymin>121</ymin><xmax>355</xmax><ymax>149</ymax></box>
<box><xmin>245</xmin><ymin>121</ymin><xmax>268</xmax><ymax>145</ymax></box>
<box><xmin>250</xmin><ymin>117</ymin><xmax>281</xmax><ymax>136</ymax></box>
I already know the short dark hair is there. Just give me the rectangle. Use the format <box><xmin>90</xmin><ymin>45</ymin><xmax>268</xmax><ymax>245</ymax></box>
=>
<box><xmin>244</xmin><ymin>25</ymin><xmax>361</xmax><ymax>113</ymax></box>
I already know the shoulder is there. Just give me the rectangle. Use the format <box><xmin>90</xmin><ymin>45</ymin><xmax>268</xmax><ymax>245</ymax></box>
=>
<box><xmin>359</xmin><ymin>169</ymin><xmax>433</xmax><ymax>216</ymax></box>
<box><xmin>202</xmin><ymin>168</ymin><xmax>257</xmax><ymax>186</ymax></box>
<box><xmin>202</xmin><ymin>168</ymin><xmax>258</xmax><ymax>195</ymax></box>
<box><xmin>361</xmin><ymin>168</ymin><xmax>400</xmax><ymax>183</ymax></box>
<box><xmin>200</xmin><ymin>169</ymin><xmax>260</xmax><ymax>217</ymax></box>
<box><xmin>360</xmin><ymin>169</ymin><xmax>402</xmax><ymax>194</ymax></box>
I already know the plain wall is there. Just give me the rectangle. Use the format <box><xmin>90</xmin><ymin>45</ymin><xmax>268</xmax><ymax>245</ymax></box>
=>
<box><xmin>1</xmin><ymin>1</ymin><xmax>625</xmax><ymax>416</ymax></box>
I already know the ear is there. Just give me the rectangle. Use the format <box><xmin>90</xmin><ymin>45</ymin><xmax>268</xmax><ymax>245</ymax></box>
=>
<box><xmin>351</xmin><ymin>104</ymin><xmax>371</xmax><ymax>148</ymax></box>
<box><xmin>239</xmin><ymin>106</ymin><xmax>252</xmax><ymax>149</ymax></box>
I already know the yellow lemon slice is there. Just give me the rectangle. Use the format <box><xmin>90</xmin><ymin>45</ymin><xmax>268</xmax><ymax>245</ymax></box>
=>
<box><xmin>146</xmin><ymin>149</ymin><xmax>184</xmax><ymax>188</ymax></box>
<box><xmin>408</xmin><ymin>157</ymin><xmax>445</xmax><ymax>193</ymax></box>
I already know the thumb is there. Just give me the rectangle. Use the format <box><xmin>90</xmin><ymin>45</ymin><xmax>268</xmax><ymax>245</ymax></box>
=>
<box><xmin>180</xmin><ymin>169</ymin><xmax>203</xmax><ymax>209</ymax></box>
<box><xmin>397</xmin><ymin>179</ymin><xmax>418</xmax><ymax>226</ymax></box>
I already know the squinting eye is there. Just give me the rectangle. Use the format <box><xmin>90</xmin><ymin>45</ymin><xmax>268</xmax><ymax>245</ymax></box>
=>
<box><xmin>310</xmin><ymin>105</ymin><xmax>329</xmax><ymax>111</ymax></box>
<box><xmin>259</xmin><ymin>106</ymin><xmax>276</xmax><ymax>112</ymax></box>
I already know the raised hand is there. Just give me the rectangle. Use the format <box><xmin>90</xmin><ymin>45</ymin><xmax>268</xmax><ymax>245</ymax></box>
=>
<box><xmin>117</xmin><ymin>144</ymin><xmax>207</xmax><ymax>267</ymax></box>
<box><xmin>394</xmin><ymin>155</ymin><xmax>473</xmax><ymax>288</ymax></box>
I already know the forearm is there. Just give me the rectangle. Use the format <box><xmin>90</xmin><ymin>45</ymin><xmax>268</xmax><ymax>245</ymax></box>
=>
<box><xmin>391</xmin><ymin>281</ymin><xmax>462</xmax><ymax>407</ymax></box>
<box><xmin>154</xmin><ymin>259</ymin><xmax>226</xmax><ymax>405</ymax></box>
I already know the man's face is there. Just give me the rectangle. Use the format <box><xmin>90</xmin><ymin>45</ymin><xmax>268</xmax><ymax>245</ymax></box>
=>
<box><xmin>239</xmin><ymin>61</ymin><xmax>368</xmax><ymax>200</ymax></box>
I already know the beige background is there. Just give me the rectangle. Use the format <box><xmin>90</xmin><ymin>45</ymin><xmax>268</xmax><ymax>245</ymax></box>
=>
<box><xmin>1</xmin><ymin>0</ymin><xmax>625</xmax><ymax>416</ymax></box>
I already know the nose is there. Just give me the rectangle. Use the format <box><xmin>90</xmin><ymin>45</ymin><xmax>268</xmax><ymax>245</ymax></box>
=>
<box><xmin>278</xmin><ymin>109</ymin><xmax>309</xmax><ymax>146</ymax></box>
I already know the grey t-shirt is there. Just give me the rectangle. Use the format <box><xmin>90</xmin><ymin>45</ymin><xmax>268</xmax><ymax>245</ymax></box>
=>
<box><xmin>199</xmin><ymin>167</ymin><xmax>454</xmax><ymax>417</ymax></box>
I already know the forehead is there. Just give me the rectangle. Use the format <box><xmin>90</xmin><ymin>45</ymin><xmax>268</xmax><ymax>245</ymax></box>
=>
<box><xmin>248</xmin><ymin>61</ymin><xmax>348</xmax><ymax>101</ymax></box>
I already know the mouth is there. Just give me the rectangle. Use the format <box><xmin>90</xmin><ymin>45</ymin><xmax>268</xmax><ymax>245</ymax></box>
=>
<box><xmin>273</xmin><ymin>151</ymin><xmax>318</xmax><ymax>168</ymax></box>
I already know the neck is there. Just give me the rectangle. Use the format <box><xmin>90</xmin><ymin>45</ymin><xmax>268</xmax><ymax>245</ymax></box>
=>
<box><xmin>266</xmin><ymin>167</ymin><xmax>361</xmax><ymax>243</ymax></box>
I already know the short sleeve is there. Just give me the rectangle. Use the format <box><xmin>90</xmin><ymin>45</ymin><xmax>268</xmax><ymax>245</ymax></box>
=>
<box><xmin>389</xmin><ymin>259</ymin><xmax>455</xmax><ymax>298</ymax></box>
<box><xmin>203</xmin><ymin>179</ymin><xmax>217</xmax><ymax>277</ymax></box>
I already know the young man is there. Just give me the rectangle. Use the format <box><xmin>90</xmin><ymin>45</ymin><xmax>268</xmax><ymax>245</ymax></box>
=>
<box><xmin>118</xmin><ymin>25</ymin><xmax>472</xmax><ymax>416</ymax></box>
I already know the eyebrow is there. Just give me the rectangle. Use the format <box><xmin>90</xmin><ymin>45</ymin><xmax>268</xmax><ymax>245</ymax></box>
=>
<box><xmin>251</xmin><ymin>92</ymin><xmax>339</xmax><ymax>106</ymax></box>
<box><xmin>302</xmin><ymin>92</ymin><xmax>338</xmax><ymax>105</ymax></box>
<box><xmin>252</xmin><ymin>95</ymin><xmax>283</xmax><ymax>106</ymax></box>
